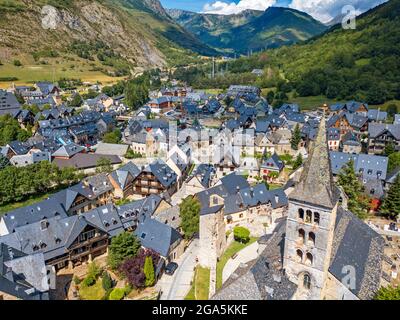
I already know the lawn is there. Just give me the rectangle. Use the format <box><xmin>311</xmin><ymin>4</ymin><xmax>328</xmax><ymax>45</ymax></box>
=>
<box><xmin>79</xmin><ymin>281</ymin><xmax>105</xmax><ymax>300</ymax></box>
<box><xmin>216</xmin><ymin>237</ymin><xmax>258</xmax><ymax>290</ymax></box>
<box><xmin>268</xmin><ymin>183</ymin><xmax>284</xmax><ymax>190</ymax></box>
<box><xmin>184</xmin><ymin>266</ymin><xmax>210</xmax><ymax>300</ymax></box>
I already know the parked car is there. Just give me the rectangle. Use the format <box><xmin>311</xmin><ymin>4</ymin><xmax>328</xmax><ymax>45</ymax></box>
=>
<box><xmin>165</xmin><ymin>262</ymin><xmax>178</xmax><ymax>275</ymax></box>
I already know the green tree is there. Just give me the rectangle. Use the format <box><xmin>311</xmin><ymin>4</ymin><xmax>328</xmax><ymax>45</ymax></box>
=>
<box><xmin>387</xmin><ymin>104</ymin><xmax>398</xmax><ymax>119</ymax></box>
<box><xmin>102</xmin><ymin>271</ymin><xmax>113</xmax><ymax>291</ymax></box>
<box><xmin>266</xmin><ymin>91</ymin><xmax>275</xmax><ymax>104</ymax></box>
<box><xmin>338</xmin><ymin>160</ymin><xmax>369</xmax><ymax>219</ymax></box>
<box><xmin>108</xmin><ymin>231</ymin><xmax>141</xmax><ymax>270</ymax></box>
<box><xmin>293</xmin><ymin>153</ymin><xmax>303</xmax><ymax>170</ymax></box>
<box><xmin>384</xmin><ymin>142</ymin><xmax>396</xmax><ymax>156</ymax></box>
<box><xmin>233</xmin><ymin>226</ymin><xmax>250</xmax><ymax>243</ymax></box>
<box><xmin>380</xmin><ymin>174</ymin><xmax>400</xmax><ymax>219</ymax></box>
<box><xmin>109</xmin><ymin>288</ymin><xmax>125</xmax><ymax>300</ymax></box>
<box><xmin>375</xmin><ymin>285</ymin><xmax>400</xmax><ymax>300</ymax></box>
<box><xmin>102</xmin><ymin>129</ymin><xmax>121</xmax><ymax>144</ymax></box>
<box><xmin>144</xmin><ymin>256</ymin><xmax>155</xmax><ymax>287</ymax></box>
<box><xmin>290</xmin><ymin>124</ymin><xmax>302</xmax><ymax>151</ymax></box>
<box><xmin>69</xmin><ymin>93</ymin><xmax>83</xmax><ymax>108</ymax></box>
<box><xmin>13</xmin><ymin>60</ymin><xmax>22</xmax><ymax>67</ymax></box>
<box><xmin>179</xmin><ymin>196</ymin><xmax>201</xmax><ymax>239</ymax></box>
<box><xmin>388</xmin><ymin>152</ymin><xmax>400</xmax><ymax>173</ymax></box>
<box><xmin>96</xmin><ymin>157</ymin><xmax>113</xmax><ymax>174</ymax></box>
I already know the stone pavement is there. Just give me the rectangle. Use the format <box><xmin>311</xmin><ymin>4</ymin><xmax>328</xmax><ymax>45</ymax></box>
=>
<box><xmin>157</xmin><ymin>238</ymin><xmax>199</xmax><ymax>300</ymax></box>
<box><xmin>222</xmin><ymin>241</ymin><xmax>260</xmax><ymax>284</ymax></box>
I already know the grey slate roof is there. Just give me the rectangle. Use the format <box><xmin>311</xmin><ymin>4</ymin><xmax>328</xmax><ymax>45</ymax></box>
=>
<box><xmin>368</xmin><ymin>123</ymin><xmax>400</xmax><ymax>140</ymax></box>
<box><xmin>145</xmin><ymin>160</ymin><xmax>177</xmax><ymax>188</ymax></box>
<box><xmin>0</xmin><ymin>90</ymin><xmax>21</xmax><ymax>116</ymax></box>
<box><xmin>52</xmin><ymin>143</ymin><xmax>85</xmax><ymax>158</ymax></box>
<box><xmin>188</xmin><ymin>164</ymin><xmax>214</xmax><ymax>188</ymax></box>
<box><xmin>52</xmin><ymin>153</ymin><xmax>122</xmax><ymax>170</ymax></box>
<box><xmin>329</xmin><ymin>207</ymin><xmax>385</xmax><ymax>300</ymax></box>
<box><xmin>330</xmin><ymin>152</ymin><xmax>388</xmax><ymax>180</ymax></box>
<box><xmin>368</xmin><ymin>109</ymin><xmax>387</xmax><ymax>122</ymax></box>
<box><xmin>110</xmin><ymin>162</ymin><xmax>141</xmax><ymax>189</ymax></box>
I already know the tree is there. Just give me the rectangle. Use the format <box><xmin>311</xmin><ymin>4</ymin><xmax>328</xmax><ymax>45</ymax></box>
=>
<box><xmin>380</xmin><ymin>174</ymin><xmax>400</xmax><ymax>219</ymax></box>
<box><xmin>120</xmin><ymin>248</ymin><xmax>160</xmax><ymax>288</ymax></box>
<box><xmin>233</xmin><ymin>226</ymin><xmax>250</xmax><ymax>243</ymax></box>
<box><xmin>337</xmin><ymin>160</ymin><xmax>369</xmax><ymax>219</ymax></box>
<box><xmin>13</xmin><ymin>60</ymin><xmax>22</xmax><ymax>67</ymax></box>
<box><xmin>69</xmin><ymin>93</ymin><xmax>83</xmax><ymax>108</ymax></box>
<box><xmin>375</xmin><ymin>285</ymin><xmax>400</xmax><ymax>300</ymax></box>
<box><xmin>0</xmin><ymin>155</ymin><xmax>10</xmax><ymax>170</ymax></box>
<box><xmin>265</xmin><ymin>91</ymin><xmax>275</xmax><ymax>104</ymax></box>
<box><xmin>102</xmin><ymin>129</ymin><xmax>121</xmax><ymax>144</ymax></box>
<box><xmin>384</xmin><ymin>142</ymin><xmax>396</xmax><ymax>156</ymax></box>
<box><xmin>293</xmin><ymin>153</ymin><xmax>303</xmax><ymax>170</ymax></box>
<box><xmin>109</xmin><ymin>288</ymin><xmax>125</xmax><ymax>300</ymax></box>
<box><xmin>388</xmin><ymin>152</ymin><xmax>400</xmax><ymax>173</ymax></box>
<box><xmin>102</xmin><ymin>271</ymin><xmax>113</xmax><ymax>291</ymax></box>
<box><xmin>290</xmin><ymin>124</ymin><xmax>301</xmax><ymax>150</ymax></box>
<box><xmin>144</xmin><ymin>256</ymin><xmax>155</xmax><ymax>287</ymax></box>
<box><xmin>179</xmin><ymin>196</ymin><xmax>201</xmax><ymax>239</ymax></box>
<box><xmin>387</xmin><ymin>104</ymin><xmax>398</xmax><ymax>119</ymax></box>
<box><xmin>96</xmin><ymin>157</ymin><xmax>113</xmax><ymax>174</ymax></box>
<box><xmin>108</xmin><ymin>231</ymin><xmax>141</xmax><ymax>270</ymax></box>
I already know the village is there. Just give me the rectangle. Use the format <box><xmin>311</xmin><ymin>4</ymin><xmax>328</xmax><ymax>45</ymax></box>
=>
<box><xmin>0</xmin><ymin>74</ymin><xmax>400</xmax><ymax>301</ymax></box>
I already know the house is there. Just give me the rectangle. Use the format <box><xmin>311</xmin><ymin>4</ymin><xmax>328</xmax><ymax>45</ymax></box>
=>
<box><xmin>129</xmin><ymin>131</ymin><xmax>158</xmax><ymax>157</ymax></box>
<box><xmin>330</xmin><ymin>152</ymin><xmax>388</xmax><ymax>181</ymax></box>
<box><xmin>35</xmin><ymin>82</ymin><xmax>60</xmax><ymax>96</ymax></box>
<box><xmin>109</xmin><ymin>162</ymin><xmax>141</xmax><ymax>199</ymax></box>
<box><xmin>238</xmin><ymin>157</ymin><xmax>260</xmax><ymax>180</ymax></box>
<box><xmin>5</xmin><ymin>141</ymin><xmax>30</xmax><ymax>159</ymax></box>
<box><xmin>267</xmin><ymin>129</ymin><xmax>292</xmax><ymax>155</ymax></box>
<box><xmin>327</xmin><ymin>112</ymin><xmax>368</xmax><ymax>137</ymax></box>
<box><xmin>52</xmin><ymin>143</ymin><xmax>85</xmax><ymax>159</ymax></box>
<box><xmin>166</xmin><ymin>149</ymin><xmax>191</xmax><ymax>187</ymax></box>
<box><xmin>329</xmin><ymin>101</ymin><xmax>368</xmax><ymax>115</ymax></box>
<box><xmin>255</xmin><ymin>133</ymin><xmax>275</xmax><ymax>155</ymax></box>
<box><xmin>368</xmin><ymin>109</ymin><xmax>387</xmax><ymax>123</ymax></box>
<box><xmin>227</xmin><ymin>85</ymin><xmax>261</xmax><ymax>97</ymax></box>
<box><xmin>368</xmin><ymin>124</ymin><xmax>400</xmax><ymax>154</ymax></box>
<box><xmin>260</xmin><ymin>153</ymin><xmax>285</xmax><ymax>181</ymax></box>
<box><xmin>203</xmin><ymin>99</ymin><xmax>221</xmax><ymax>114</ymax></box>
<box><xmin>251</xmin><ymin>69</ymin><xmax>264</xmax><ymax>76</ymax></box>
<box><xmin>148</xmin><ymin>97</ymin><xmax>172</xmax><ymax>113</ymax></box>
<box><xmin>185</xmin><ymin>164</ymin><xmax>215</xmax><ymax>194</ymax></box>
<box><xmin>342</xmin><ymin>132</ymin><xmax>362</xmax><ymax>154</ymax></box>
<box><xmin>13</xmin><ymin>109</ymin><xmax>34</xmax><ymax>127</ymax></box>
<box><xmin>0</xmin><ymin>90</ymin><xmax>21</xmax><ymax>116</ymax></box>
<box><xmin>10</xmin><ymin>150</ymin><xmax>51</xmax><ymax>167</ymax></box>
<box><xmin>327</xmin><ymin>128</ymin><xmax>340</xmax><ymax>151</ymax></box>
<box><xmin>133</xmin><ymin>160</ymin><xmax>178</xmax><ymax>197</ymax></box>
<box><xmin>0</xmin><ymin>243</ymin><xmax>50</xmax><ymax>300</ymax></box>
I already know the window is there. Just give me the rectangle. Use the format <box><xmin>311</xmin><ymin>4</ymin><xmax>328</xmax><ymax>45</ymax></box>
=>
<box><xmin>303</xmin><ymin>274</ymin><xmax>311</xmax><ymax>290</ymax></box>
<box><xmin>308</xmin><ymin>232</ymin><xmax>316</xmax><ymax>246</ymax></box>
<box><xmin>298</xmin><ymin>208</ymin><xmax>304</xmax><ymax>220</ymax></box>
<box><xmin>296</xmin><ymin>249</ymin><xmax>303</xmax><ymax>263</ymax></box>
<box><xmin>314</xmin><ymin>212</ymin><xmax>320</xmax><ymax>225</ymax></box>
<box><xmin>305</xmin><ymin>253</ymin><xmax>313</xmax><ymax>266</ymax></box>
<box><xmin>298</xmin><ymin>229</ymin><xmax>305</xmax><ymax>244</ymax></box>
<box><xmin>305</xmin><ymin>210</ymin><xmax>312</xmax><ymax>223</ymax></box>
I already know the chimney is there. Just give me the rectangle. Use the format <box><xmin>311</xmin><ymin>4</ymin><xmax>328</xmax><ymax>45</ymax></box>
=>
<box><xmin>40</xmin><ymin>219</ymin><xmax>48</xmax><ymax>231</ymax></box>
<box><xmin>250</xmin><ymin>187</ymin><xmax>254</xmax><ymax>198</ymax></box>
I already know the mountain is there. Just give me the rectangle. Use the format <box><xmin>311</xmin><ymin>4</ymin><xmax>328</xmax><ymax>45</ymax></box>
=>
<box><xmin>228</xmin><ymin>0</ymin><xmax>400</xmax><ymax>104</ymax></box>
<box><xmin>167</xmin><ymin>7</ymin><xmax>328</xmax><ymax>55</ymax></box>
<box><xmin>0</xmin><ymin>0</ymin><xmax>216</xmax><ymax>73</ymax></box>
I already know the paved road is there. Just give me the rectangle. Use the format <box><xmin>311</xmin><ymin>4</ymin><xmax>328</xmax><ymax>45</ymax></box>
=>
<box><xmin>158</xmin><ymin>238</ymin><xmax>199</xmax><ymax>300</ymax></box>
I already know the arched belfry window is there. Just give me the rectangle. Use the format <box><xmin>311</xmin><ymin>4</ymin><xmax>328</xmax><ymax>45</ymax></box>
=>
<box><xmin>314</xmin><ymin>212</ymin><xmax>320</xmax><ymax>225</ymax></box>
<box><xmin>303</xmin><ymin>274</ymin><xmax>311</xmax><ymax>290</ymax></box>
<box><xmin>296</xmin><ymin>249</ymin><xmax>303</xmax><ymax>263</ymax></box>
<box><xmin>308</xmin><ymin>232</ymin><xmax>316</xmax><ymax>246</ymax></box>
<box><xmin>298</xmin><ymin>208</ymin><xmax>304</xmax><ymax>220</ymax></box>
<box><xmin>305</xmin><ymin>252</ymin><xmax>313</xmax><ymax>266</ymax></box>
<box><xmin>305</xmin><ymin>210</ymin><xmax>312</xmax><ymax>223</ymax></box>
<box><xmin>298</xmin><ymin>229</ymin><xmax>305</xmax><ymax>244</ymax></box>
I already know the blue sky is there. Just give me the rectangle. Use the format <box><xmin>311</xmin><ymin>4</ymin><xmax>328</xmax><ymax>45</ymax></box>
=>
<box><xmin>160</xmin><ymin>0</ymin><xmax>386</xmax><ymax>23</ymax></box>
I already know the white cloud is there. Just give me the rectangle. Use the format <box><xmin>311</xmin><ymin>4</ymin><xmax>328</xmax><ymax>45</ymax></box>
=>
<box><xmin>203</xmin><ymin>0</ymin><xmax>276</xmax><ymax>15</ymax></box>
<box><xmin>289</xmin><ymin>0</ymin><xmax>387</xmax><ymax>23</ymax></box>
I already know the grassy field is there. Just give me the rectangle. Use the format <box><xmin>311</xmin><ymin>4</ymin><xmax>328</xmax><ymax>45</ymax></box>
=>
<box><xmin>185</xmin><ymin>266</ymin><xmax>210</xmax><ymax>300</ymax></box>
<box><xmin>216</xmin><ymin>237</ymin><xmax>258</xmax><ymax>290</ymax></box>
<box><xmin>0</xmin><ymin>54</ymin><xmax>125</xmax><ymax>89</ymax></box>
<box><xmin>79</xmin><ymin>281</ymin><xmax>105</xmax><ymax>300</ymax></box>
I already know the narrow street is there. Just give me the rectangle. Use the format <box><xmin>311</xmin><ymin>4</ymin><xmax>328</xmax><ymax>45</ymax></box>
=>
<box><xmin>157</xmin><ymin>238</ymin><xmax>199</xmax><ymax>300</ymax></box>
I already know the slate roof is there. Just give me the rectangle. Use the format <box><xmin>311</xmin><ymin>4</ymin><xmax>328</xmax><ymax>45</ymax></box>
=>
<box><xmin>188</xmin><ymin>164</ymin><xmax>214</xmax><ymax>188</ymax></box>
<box><xmin>220</xmin><ymin>172</ymin><xmax>250</xmax><ymax>195</ymax></box>
<box><xmin>0</xmin><ymin>243</ymin><xmax>49</xmax><ymax>300</ymax></box>
<box><xmin>0</xmin><ymin>90</ymin><xmax>21</xmax><ymax>116</ymax></box>
<box><xmin>52</xmin><ymin>143</ymin><xmax>85</xmax><ymax>158</ymax></box>
<box><xmin>52</xmin><ymin>153</ymin><xmax>122</xmax><ymax>170</ymax></box>
<box><xmin>134</xmin><ymin>216</ymin><xmax>182</xmax><ymax>257</ymax></box>
<box><xmin>8</xmin><ymin>141</ymin><xmax>29</xmax><ymax>155</ymax></box>
<box><xmin>110</xmin><ymin>162</ymin><xmax>141</xmax><ymax>189</ymax></box>
<box><xmin>368</xmin><ymin>123</ymin><xmax>400</xmax><ymax>140</ymax></box>
<box><xmin>368</xmin><ymin>109</ymin><xmax>387</xmax><ymax>122</ymax></box>
<box><xmin>329</xmin><ymin>207</ymin><xmax>385</xmax><ymax>300</ymax></box>
<box><xmin>95</xmin><ymin>143</ymin><xmax>129</xmax><ymax>157</ymax></box>
<box><xmin>330</xmin><ymin>152</ymin><xmax>388</xmax><ymax>180</ymax></box>
<box><xmin>261</xmin><ymin>153</ymin><xmax>285</xmax><ymax>171</ymax></box>
<box><xmin>327</xmin><ymin>128</ymin><xmax>340</xmax><ymax>141</ymax></box>
<box><xmin>289</xmin><ymin>116</ymin><xmax>338</xmax><ymax>209</ymax></box>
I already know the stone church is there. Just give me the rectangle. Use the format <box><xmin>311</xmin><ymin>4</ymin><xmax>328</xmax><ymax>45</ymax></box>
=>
<box><xmin>213</xmin><ymin>116</ymin><xmax>389</xmax><ymax>300</ymax></box>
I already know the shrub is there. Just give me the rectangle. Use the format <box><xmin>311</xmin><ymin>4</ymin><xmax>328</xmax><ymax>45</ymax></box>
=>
<box><xmin>233</xmin><ymin>226</ymin><xmax>250</xmax><ymax>244</ymax></box>
<box><xmin>13</xmin><ymin>59</ymin><xmax>22</xmax><ymax>67</ymax></box>
<box><xmin>82</xmin><ymin>274</ymin><xmax>96</xmax><ymax>287</ymax></box>
<box><xmin>73</xmin><ymin>276</ymin><xmax>81</xmax><ymax>285</ymax></box>
<box><xmin>102</xmin><ymin>271</ymin><xmax>113</xmax><ymax>291</ymax></box>
<box><xmin>109</xmin><ymin>288</ymin><xmax>125</xmax><ymax>300</ymax></box>
<box><xmin>87</xmin><ymin>262</ymin><xmax>102</xmax><ymax>279</ymax></box>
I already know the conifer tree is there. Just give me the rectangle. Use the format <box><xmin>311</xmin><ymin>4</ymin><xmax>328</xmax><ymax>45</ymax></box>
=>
<box><xmin>338</xmin><ymin>160</ymin><xmax>369</xmax><ymax>219</ymax></box>
<box><xmin>144</xmin><ymin>256</ymin><xmax>155</xmax><ymax>287</ymax></box>
<box><xmin>290</xmin><ymin>124</ymin><xmax>301</xmax><ymax>150</ymax></box>
<box><xmin>380</xmin><ymin>174</ymin><xmax>400</xmax><ymax>219</ymax></box>
<box><xmin>293</xmin><ymin>153</ymin><xmax>303</xmax><ymax>170</ymax></box>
